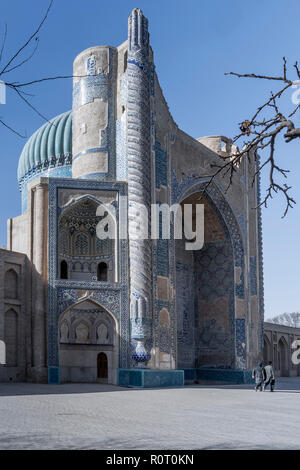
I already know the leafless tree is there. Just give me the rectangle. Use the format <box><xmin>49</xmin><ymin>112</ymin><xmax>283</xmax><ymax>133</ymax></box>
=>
<box><xmin>205</xmin><ymin>58</ymin><xmax>300</xmax><ymax>217</ymax></box>
<box><xmin>266</xmin><ymin>312</ymin><xmax>300</xmax><ymax>328</ymax></box>
<box><xmin>0</xmin><ymin>0</ymin><xmax>73</xmax><ymax>137</ymax></box>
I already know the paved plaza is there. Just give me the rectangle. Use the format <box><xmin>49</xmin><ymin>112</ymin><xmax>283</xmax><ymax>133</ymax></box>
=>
<box><xmin>0</xmin><ymin>378</ymin><xmax>299</xmax><ymax>450</ymax></box>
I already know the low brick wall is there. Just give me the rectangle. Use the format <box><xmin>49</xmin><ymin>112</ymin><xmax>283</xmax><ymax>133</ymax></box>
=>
<box><xmin>118</xmin><ymin>369</ymin><xmax>185</xmax><ymax>388</ymax></box>
<box><xmin>183</xmin><ymin>368</ymin><xmax>253</xmax><ymax>384</ymax></box>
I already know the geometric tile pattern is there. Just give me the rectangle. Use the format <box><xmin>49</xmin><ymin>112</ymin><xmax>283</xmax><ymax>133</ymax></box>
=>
<box><xmin>194</xmin><ymin>241</ymin><xmax>233</xmax><ymax>301</ymax></box>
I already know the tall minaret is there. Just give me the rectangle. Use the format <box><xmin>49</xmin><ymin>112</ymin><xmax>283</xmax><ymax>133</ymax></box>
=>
<box><xmin>127</xmin><ymin>9</ymin><xmax>153</xmax><ymax>366</ymax></box>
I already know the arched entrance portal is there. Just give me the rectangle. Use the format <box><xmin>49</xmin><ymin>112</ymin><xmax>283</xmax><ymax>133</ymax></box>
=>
<box><xmin>278</xmin><ymin>337</ymin><xmax>289</xmax><ymax>377</ymax></box>
<box><xmin>57</xmin><ymin>197</ymin><xmax>117</xmax><ymax>282</ymax></box>
<box><xmin>176</xmin><ymin>191</ymin><xmax>235</xmax><ymax>369</ymax></box>
<box><xmin>97</xmin><ymin>352</ymin><xmax>108</xmax><ymax>382</ymax></box>
<box><xmin>58</xmin><ymin>299</ymin><xmax>118</xmax><ymax>384</ymax></box>
<box><xmin>263</xmin><ymin>335</ymin><xmax>271</xmax><ymax>364</ymax></box>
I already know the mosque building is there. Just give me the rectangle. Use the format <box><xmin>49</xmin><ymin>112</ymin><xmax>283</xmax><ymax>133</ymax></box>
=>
<box><xmin>0</xmin><ymin>9</ymin><xmax>264</xmax><ymax>386</ymax></box>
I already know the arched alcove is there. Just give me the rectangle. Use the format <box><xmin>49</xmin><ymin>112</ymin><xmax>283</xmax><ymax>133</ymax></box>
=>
<box><xmin>278</xmin><ymin>337</ymin><xmax>289</xmax><ymax>376</ymax></box>
<box><xmin>74</xmin><ymin>320</ymin><xmax>91</xmax><ymax>344</ymax></box>
<box><xmin>4</xmin><ymin>269</ymin><xmax>19</xmax><ymax>299</ymax></box>
<box><xmin>263</xmin><ymin>335</ymin><xmax>271</xmax><ymax>364</ymax></box>
<box><xmin>176</xmin><ymin>191</ymin><xmax>235</xmax><ymax>369</ymax></box>
<box><xmin>58</xmin><ymin>299</ymin><xmax>118</xmax><ymax>384</ymax></box>
<box><xmin>96</xmin><ymin>323</ymin><xmax>109</xmax><ymax>344</ymax></box>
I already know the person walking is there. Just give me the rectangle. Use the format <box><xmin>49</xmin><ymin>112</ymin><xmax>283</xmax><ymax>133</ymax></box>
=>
<box><xmin>252</xmin><ymin>362</ymin><xmax>265</xmax><ymax>391</ymax></box>
<box><xmin>263</xmin><ymin>361</ymin><xmax>275</xmax><ymax>392</ymax></box>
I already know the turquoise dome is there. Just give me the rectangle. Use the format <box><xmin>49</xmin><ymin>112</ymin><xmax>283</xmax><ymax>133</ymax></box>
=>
<box><xmin>18</xmin><ymin>110</ymin><xmax>72</xmax><ymax>182</ymax></box>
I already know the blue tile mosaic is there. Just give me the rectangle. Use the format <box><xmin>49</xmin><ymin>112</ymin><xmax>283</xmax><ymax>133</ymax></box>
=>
<box><xmin>250</xmin><ymin>256</ymin><xmax>257</xmax><ymax>296</ymax></box>
<box><xmin>157</xmin><ymin>239</ymin><xmax>169</xmax><ymax>277</ymax></box>
<box><xmin>118</xmin><ymin>369</ymin><xmax>184</xmax><ymax>388</ymax></box>
<box><xmin>155</xmin><ymin>140</ymin><xmax>167</xmax><ymax>188</ymax></box>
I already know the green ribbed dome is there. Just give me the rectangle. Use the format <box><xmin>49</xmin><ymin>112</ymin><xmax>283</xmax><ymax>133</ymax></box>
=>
<box><xmin>18</xmin><ymin>110</ymin><xmax>72</xmax><ymax>181</ymax></box>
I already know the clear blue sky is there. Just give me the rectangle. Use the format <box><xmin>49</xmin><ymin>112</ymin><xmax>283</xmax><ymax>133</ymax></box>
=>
<box><xmin>1</xmin><ymin>0</ymin><xmax>300</xmax><ymax>318</ymax></box>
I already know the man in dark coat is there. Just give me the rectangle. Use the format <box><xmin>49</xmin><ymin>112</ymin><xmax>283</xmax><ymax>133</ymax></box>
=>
<box><xmin>252</xmin><ymin>362</ymin><xmax>265</xmax><ymax>391</ymax></box>
<box><xmin>263</xmin><ymin>361</ymin><xmax>275</xmax><ymax>392</ymax></box>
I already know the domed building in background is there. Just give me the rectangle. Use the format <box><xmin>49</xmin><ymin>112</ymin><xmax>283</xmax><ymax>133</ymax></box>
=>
<box><xmin>0</xmin><ymin>9</ymin><xmax>264</xmax><ymax>386</ymax></box>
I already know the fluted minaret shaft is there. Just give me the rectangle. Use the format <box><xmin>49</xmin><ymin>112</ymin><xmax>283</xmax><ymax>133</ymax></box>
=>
<box><xmin>127</xmin><ymin>9</ymin><xmax>153</xmax><ymax>364</ymax></box>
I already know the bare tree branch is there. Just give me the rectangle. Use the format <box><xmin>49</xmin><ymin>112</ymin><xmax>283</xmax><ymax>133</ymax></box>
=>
<box><xmin>0</xmin><ymin>0</ymin><xmax>53</xmax><ymax>75</ymax></box>
<box><xmin>2</xmin><ymin>38</ymin><xmax>40</xmax><ymax>75</ymax></box>
<box><xmin>0</xmin><ymin>1</ymin><xmax>85</xmax><ymax>137</ymax></box>
<box><xmin>0</xmin><ymin>118</ymin><xmax>25</xmax><ymax>137</ymax></box>
<box><xmin>202</xmin><ymin>57</ymin><xmax>300</xmax><ymax>217</ymax></box>
<box><xmin>5</xmin><ymin>75</ymin><xmax>76</xmax><ymax>88</ymax></box>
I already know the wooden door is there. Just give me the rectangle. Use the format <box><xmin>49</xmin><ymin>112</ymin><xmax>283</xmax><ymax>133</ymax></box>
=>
<box><xmin>97</xmin><ymin>352</ymin><xmax>108</xmax><ymax>378</ymax></box>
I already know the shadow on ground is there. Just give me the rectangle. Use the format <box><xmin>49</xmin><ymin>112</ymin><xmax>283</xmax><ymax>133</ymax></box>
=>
<box><xmin>0</xmin><ymin>382</ymin><xmax>130</xmax><ymax>396</ymax></box>
<box><xmin>0</xmin><ymin>377</ymin><xmax>299</xmax><ymax>397</ymax></box>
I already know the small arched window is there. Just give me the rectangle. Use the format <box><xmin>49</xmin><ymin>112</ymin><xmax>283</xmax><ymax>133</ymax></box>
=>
<box><xmin>97</xmin><ymin>262</ymin><xmax>108</xmax><ymax>282</ymax></box>
<box><xmin>60</xmin><ymin>260</ymin><xmax>68</xmax><ymax>280</ymax></box>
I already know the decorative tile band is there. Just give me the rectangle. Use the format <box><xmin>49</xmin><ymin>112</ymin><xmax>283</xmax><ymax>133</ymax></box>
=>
<box><xmin>256</xmin><ymin>156</ymin><xmax>264</xmax><ymax>350</ymax></box>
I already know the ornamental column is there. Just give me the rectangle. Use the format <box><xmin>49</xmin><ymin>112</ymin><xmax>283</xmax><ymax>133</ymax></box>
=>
<box><xmin>127</xmin><ymin>9</ymin><xmax>153</xmax><ymax>366</ymax></box>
